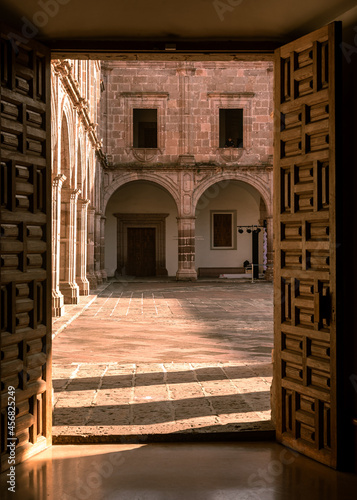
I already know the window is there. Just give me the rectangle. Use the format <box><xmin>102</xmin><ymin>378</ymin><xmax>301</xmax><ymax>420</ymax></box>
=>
<box><xmin>219</xmin><ymin>109</ymin><xmax>243</xmax><ymax>148</ymax></box>
<box><xmin>211</xmin><ymin>211</ymin><xmax>237</xmax><ymax>249</ymax></box>
<box><xmin>133</xmin><ymin>108</ymin><xmax>158</xmax><ymax>148</ymax></box>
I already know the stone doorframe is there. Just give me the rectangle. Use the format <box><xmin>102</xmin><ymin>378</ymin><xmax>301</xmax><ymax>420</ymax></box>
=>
<box><xmin>114</xmin><ymin>213</ymin><xmax>169</xmax><ymax>276</ymax></box>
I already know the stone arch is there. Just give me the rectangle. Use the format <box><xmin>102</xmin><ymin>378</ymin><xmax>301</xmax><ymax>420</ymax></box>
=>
<box><xmin>82</xmin><ymin>138</ymin><xmax>90</xmax><ymax>200</ymax></box>
<box><xmin>59</xmin><ymin>112</ymin><xmax>71</xmax><ymax>187</ymax></box>
<box><xmin>193</xmin><ymin>171</ymin><xmax>272</xmax><ymax>218</ymax></box>
<box><xmin>59</xmin><ymin>97</ymin><xmax>75</xmax><ymax>187</ymax></box>
<box><xmin>50</xmin><ymin>79</ymin><xmax>58</xmax><ymax>174</ymax></box>
<box><xmin>103</xmin><ymin>172</ymin><xmax>180</xmax><ymax>213</ymax></box>
<box><xmin>104</xmin><ymin>177</ymin><xmax>179</xmax><ymax>278</ymax></box>
<box><xmin>76</xmin><ymin>136</ymin><xmax>83</xmax><ymax>193</ymax></box>
<box><xmin>88</xmin><ymin>157</ymin><xmax>92</xmax><ymax>204</ymax></box>
<box><xmin>193</xmin><ymin>171</ymin><xmax>274</xmax><ymax>281</ymax></box>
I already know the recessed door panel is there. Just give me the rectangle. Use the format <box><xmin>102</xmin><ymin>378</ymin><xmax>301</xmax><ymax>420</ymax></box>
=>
<box><xmin>274</xmin><ymin>22</ymin><xmax>341</xmax><ymax>467</ymax></box>
<box><xmin>127</xmin><ymin>228</ymin><xmax>156</xmax><ymax>277</ymax></box>
<box><xmin>0</xmin><ymin>29</ymin><xmax>52</xmax><ymax>470</ymax></box>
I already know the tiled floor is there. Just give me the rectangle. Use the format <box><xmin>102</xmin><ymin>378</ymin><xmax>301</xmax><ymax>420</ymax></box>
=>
<box><xmin>2</xmin><ymin>442</ymin><xmax>357</xmax><ymax>500</ymax></box>
<box><xmin>52</xmin><ymin>361</ymin><xmax>273</xmax><ymax>441</ymax></box>
<box><xmin>53</xmin><ymin>279</ymin><xmax>274</xmax><ymax>363</ymax></box>
<box><xmin>52</xmin><ymin>279</ymin><xmax>274</xmax><ymax>441</ymax></box>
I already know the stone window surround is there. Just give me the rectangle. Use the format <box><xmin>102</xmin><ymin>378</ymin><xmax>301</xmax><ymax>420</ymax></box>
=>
<box><xmin>114</xmin><ymin>213</ymin><xmax>169</xmax><ymax>276</ymax></box>
<box><xmin>210</xmin><ymin>210</ymin><xmax>237</xmax><ymax>250</ymax></box>
<box><xmin>120</xmin><ymin>92</ymin><xmax>169</xmax><ymax>157</ymax></box>
<box><xmin>207</xmin><ymin>92</ymin><xmax>255</xmax><ymax>152</ymax></box>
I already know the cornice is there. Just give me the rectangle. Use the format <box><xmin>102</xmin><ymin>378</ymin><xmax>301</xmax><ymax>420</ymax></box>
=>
<box><xmin>52</xmin><ymin>59</ymin><xmax>107</xmax><ymax>169</ymax></box>
<box><xmin>104</xmin><ymin>163</ymin><xmax>273</xmax><ymax>173</ymax></box>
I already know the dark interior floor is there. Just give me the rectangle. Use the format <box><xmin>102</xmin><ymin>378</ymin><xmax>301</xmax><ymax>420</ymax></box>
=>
<box><xmin>1</xmin><ymin>442</ymin><xmax>357</xmax><ymax>500</ymax></box>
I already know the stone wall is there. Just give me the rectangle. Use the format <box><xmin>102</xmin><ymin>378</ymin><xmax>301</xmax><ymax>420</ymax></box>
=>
<box><xmin>100</xmin><ymin>60</ymin><xmax>274</xmax><ymax>167</ymax></box>
<box><xmin>101</xmin><ymin>60</ymin><xmax>274</xmax><ymax>280</ymax></box>
<box><xmin>50</xmin><ymin>58</ymin><xmax>274</xmax><ymax>304</ymax></box>
<box><xmin>51</xmin><ymin>60</ymin><xmax>106</xmax><ymax>316</ymax></box>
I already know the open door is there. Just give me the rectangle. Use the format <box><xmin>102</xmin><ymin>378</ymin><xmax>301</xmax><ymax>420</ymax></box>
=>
<box><xmin>0</xmin><ymin>29</ymin><xmax>52</xmax><ymax>471</ymax></box>
<box><xmin>274</xmin><ymin>22</ymin><xmax>341</xmax><ymax>467</ymax></box>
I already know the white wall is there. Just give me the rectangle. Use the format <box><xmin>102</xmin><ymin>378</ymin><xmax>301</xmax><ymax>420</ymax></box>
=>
<box><xmin>195</xmin><ymin>181</ymin><xmax>264</xmax><ymax>271</ymax></box>
<box><xmin>104</xmin><ymin>181</ymin><xmax>178</xmax><ymax>276</ymax></box>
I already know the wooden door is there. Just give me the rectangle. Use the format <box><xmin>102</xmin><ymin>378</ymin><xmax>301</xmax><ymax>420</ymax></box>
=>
<box><xmin>0</xmin><ymin>30</ymin><xmax>52</xmax><ymax>471</ymax></box>
<box><xmin>127</xmin><ymin>228</ymin><xmax>156</xmax><ymax>276</ymax></box>
<box><xmin>274</xmin><ymin>22</ymin><xmax>341</xmax><ymax>467</ymax></box>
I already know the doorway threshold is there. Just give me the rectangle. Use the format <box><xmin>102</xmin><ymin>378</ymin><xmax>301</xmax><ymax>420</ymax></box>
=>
<box><xmin>52</xmin><ymin>361</ymin><xmax>274</xmax><ymax>444</ymax></box>
<box><xmin>52</xmin><ymin>426</ymin><xmax>275</xmax><ymax>445</ymax></box>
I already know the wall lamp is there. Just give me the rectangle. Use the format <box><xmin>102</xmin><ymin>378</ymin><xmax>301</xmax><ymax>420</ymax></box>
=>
<box><xmin>237</xmin><ymin>225</ymin><xmax>265</xmax><ymax>234</ymax></box>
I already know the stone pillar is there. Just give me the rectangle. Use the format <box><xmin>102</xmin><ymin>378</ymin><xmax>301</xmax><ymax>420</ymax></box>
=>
<box><xmin>100</xmin><ymin>215</ymin><xmax>107</xmax><ymax>281</ymax></box>
<box><xmin>94</xmin><ymin>212</ymin><xmax>103</xmax><ymax>285</ymax></box>
<box><xmin>52</xmin><ymin>174</ymin><xmax>66</xmax><ymax>316</ymax></box>
<box><xmin>59</xmin><ymin>188</ymin><xmax>81</xmax><ymax>304</ymax></box>
<box><xmin>176</xmin><ymin>216</ymin><xmax>197</xmax><ymax>281</ymax></box>
<box><xmin>87</xmin><ymin>207</ymin><xmax>97</xmax><ymax>289</ymax></box>
<box><xmin>76</xmin><ymin>198</ymin><xmax>90</xmax><ymax>295</ymax></box>
<box><xmin>265</xmin><ymin>216</ymin><xmax>274</xmax><ymax>281</ymax></box>
<box><xmin>177</xmin><ymin>65</ymin><xmax>196</xmax><ymax>165</ymax></box>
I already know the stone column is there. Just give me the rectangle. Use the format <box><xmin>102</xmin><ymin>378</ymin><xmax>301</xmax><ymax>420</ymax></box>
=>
<box><xmin>94</xmin><ymin>212</ymin><xmax>103</xmax><ymax>285</ymax></box>
<box><xmin>265</xmin><ymin>216</ymin><xmax>274</xmax><ymax>281</ymax></box>
<box><xmin>177</xmin><ymin>65</ymin><xmax>196</xmax><ymax>165</ymax></box>
<box><xmin>76</xmin><ymin>198</ymin><xmax>90</xmax><ymax>295</ymax></box>
<box><xmin>176</xmin><ymin>216</ymin><xmax>197</xmax><ymax>281</ymax></box>
<box><xmin>87</xmin><ymin>207</ymin><xmax>97</xmax><ymax>289</ymax></box>
<box><xmin>52</xmin><ymin>174</ymin><xmax>66</xmax><ymax>316</ymax></box>
<box><xmin>59</xmin><ymin>188</ymin><xmax>81</xmax><ymax>304</ymax></box>
<box><xmin>100</xmin><ymin>215</ymin><xmax>107</xmax><ymax>281</ymax></box>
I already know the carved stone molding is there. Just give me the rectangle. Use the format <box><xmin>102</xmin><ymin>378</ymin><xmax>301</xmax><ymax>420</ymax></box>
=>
<box><xmin>216</xmin><ymin>148</ymin><xmax>245</xmax><ymax>163</ymax></box>
<box><xmin>121</xmin><ymin>92</ymin><xmax>169</xmax><ymax>154</ymax></box>
<box><xmin>131</xmin><ymin>148</ymin><xmax>160</xmax><ymax>162</ymax></box>
<box><xmin>52</xmin><ymin>173</ymin><xmax>67</xmax><ymax>189</ymax></box>
<box><xmin>51</xmin><ymin>59</ymin><xmax>105</xmax><ymax>166</ymax></box>
<box><xmin>208</xmin><ymin>92</ymin><xmax>254</xmax><ymax>161</ymax></box>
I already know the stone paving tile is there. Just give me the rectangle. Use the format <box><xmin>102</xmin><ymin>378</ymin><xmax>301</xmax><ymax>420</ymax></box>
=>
<box><xmin>52</xmin><ymin>361</ymin><xmax>273</xmax><ymax>440</ymax></box>
<box><xmin>52</xmin><ymin>280</ymin><xmax>274</xmax><ymax>441</ymax></box>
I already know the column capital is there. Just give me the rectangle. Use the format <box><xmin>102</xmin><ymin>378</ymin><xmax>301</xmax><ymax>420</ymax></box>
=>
<box><xmin>78</xmin><ymin>198</ymin><xmax>90</xmax><ymax>207</ymax></box>
<box><xmin>61</xmin><ymin>187</ymin><xmax>81</xmax><ymax>201</ymax></box>
<box><xmin>176</xmin><ymin>67</ymin><xmax>196</xmax><ymax>77</ymax></box>
<box><xmin>70</xmin><ymin>188</ymin><xmax>81</xmax><ymax>201</ymax></box>
<box><xmin>52</xmin><ymin>174</ymin><xmax>67</xmax><ymax>188</ymax></box>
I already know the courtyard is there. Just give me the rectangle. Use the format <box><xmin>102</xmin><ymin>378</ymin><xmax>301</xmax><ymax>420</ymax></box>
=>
<box><xmin>52</xmin><ymin>279</ymin><xmax>274</xmax><ymax>442</ymax></box>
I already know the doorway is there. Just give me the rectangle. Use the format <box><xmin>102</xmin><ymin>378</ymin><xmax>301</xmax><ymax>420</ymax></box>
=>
<box><xmin>127</xmin><ymin>227</ymin><xmax>156</xmax><ymax>276</ymax></box>
<box><xmin>0</xmin><ymin>21</ymin><xmax>342</xmax><ymax>473</ymax></box>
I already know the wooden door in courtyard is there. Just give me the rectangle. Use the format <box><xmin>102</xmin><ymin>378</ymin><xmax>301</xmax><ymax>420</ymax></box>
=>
<box><xmin>273</xmin><ymin>22</ymin><xmax>341</xmax><ymax>467</ymax></box>
<box><xmin>0</xmin><ymin>21</ymin><xmax>344</xmax><ymax>471</ymax></box>
<box><xmin>0</xmin><ymin>31</ymin><xmax>52</xmax><ymax>471</ymax></box>
<box><xmin>127</xmin><ymin>228</ymin><xmax>156</xmax><ymax>276</ymax></box>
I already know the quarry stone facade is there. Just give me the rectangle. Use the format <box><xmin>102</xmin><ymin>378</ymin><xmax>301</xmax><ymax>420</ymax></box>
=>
<box><xmin>51</xmin><ymin>59</ymin><xmax>106</xmax><ymax>316</ymax></box>
<box><xmin>51</xmin><ymin>59</ymin><xmax>274</xmax><ymax>315</ymax></box>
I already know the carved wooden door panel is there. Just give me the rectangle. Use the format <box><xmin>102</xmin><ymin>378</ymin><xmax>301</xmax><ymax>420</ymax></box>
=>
<box><xmin>127</xmin><ymin>228</ymin><xmax>156</xmax><ymax>276</ymax></box>
<box><xmin>274</xmin><ymin>22</ymin><xmax>341</xmax><ymax>467</ymax></box>
<box><xmin>0</xmin><ymin>31</ymin><xmax>52</xmax><ymax>471</ymax></box>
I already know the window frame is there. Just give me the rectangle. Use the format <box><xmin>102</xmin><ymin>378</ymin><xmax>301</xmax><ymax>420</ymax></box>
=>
<box><xmin>210</xmin><ymin>210</ymin><xmax>237</xmax><ymax>250</ymax></box>
<box><xmin>120</xmin><ymin>92</ymin><xmax>169</xmax><ymax>153</ymax></box>
<box><xmin>133</xmin><ymin>108</ymin><xmax>158</xmax><ymax>148</ymax></box>
<box><xmin>207</xmin><ymin>92</ymin><xmax>254</xmax><ymax>151</ymax></box>
<box><xmin>219</xmin><ymin>108</ymin><xmax>244</xmax><ymax>149</ymax></box>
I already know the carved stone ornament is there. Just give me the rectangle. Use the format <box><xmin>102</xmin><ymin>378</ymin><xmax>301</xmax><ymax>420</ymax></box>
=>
<box><xmin>216</xmin><ymin>147</ymin><xmax>245</xmax><ymax>163</ymax></box>
<box><xmin>131</xmin><ymin>148</ymin><xmax>161</xmax><ymax>162</ymax></box>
